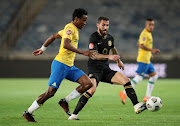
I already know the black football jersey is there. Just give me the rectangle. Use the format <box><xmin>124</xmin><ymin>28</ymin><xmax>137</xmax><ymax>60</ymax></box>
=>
<box><xmin>88</xmin><ymin>31</ymin><xmax>114</xmax><ymax>66</ymax></box>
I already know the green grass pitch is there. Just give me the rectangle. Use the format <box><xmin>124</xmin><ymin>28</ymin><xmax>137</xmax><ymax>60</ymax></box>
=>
<box><xmin>0</xmin><ymin>78</ymin><xmax>180</xmax><ymax>126</ymax></box>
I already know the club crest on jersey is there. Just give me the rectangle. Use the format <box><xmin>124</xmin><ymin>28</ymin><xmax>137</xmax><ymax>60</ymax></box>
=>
<box><xmin>89</xmin><ymin>43</ymin><xmax>94</xmax><ymax>49</ymax></box>
<box><xmin>142</xmin><ymin>37</ymin><xmax>146</xmax><ymax>41</ymax></box>
<box><xmin>66</xmin><ymin>30</ymin><xmax>72</xmax><ymax>35</ymax></box>
<box><xmin>108</xmin><ymin>40</ymin><xmax>112</xmax><ymax>46</ymax></box>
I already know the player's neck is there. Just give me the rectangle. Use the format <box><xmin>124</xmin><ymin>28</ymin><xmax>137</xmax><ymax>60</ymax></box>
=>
<box><xmin>97</xmin><ymin>31</ymin><xmax>107</xmax><ymax>39</ymax></box>
<box><xmin>145</xmin><ymin>28</ymin><xmax>152</xmax><ymax>33</ymax></box>
<box><xmin>72</xmin><ymin>21</ymin><xmax>79</xmax><ymax>29</ymax></box>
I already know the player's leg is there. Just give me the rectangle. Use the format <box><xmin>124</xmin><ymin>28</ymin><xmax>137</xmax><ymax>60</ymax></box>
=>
<box><xmin>23</xmin><ymin>87</ymin><xmax>58</xmax><ymax>122</ymax></box>
<box><xmin>131</xmin><ymin>74</ymin><xmax>143</xmax><ymax>88</ymax></box>
<box><xmin>119</xmin><ymin>62</ymin><xmax>145</xmax><ymax>104</ymax></box>
<box><xmin>119</xmin><ymin>74</ymin><xmax>143</xmax><ymax>104</ymax></box>
<box><xmin>58</xmin><ymin>66</ymin><xmax>93</xmax><ymax>116</ymax></box>
<box><xmin>111</xmin><ymin>72</ymin><xmax>146</xmax><ymax>113</ymax></box>
<box><xmin>59</xmin><ymin>74</ymin><xmax>93</xmax><ymax>116</ymax></box>
<box><xmin>144</xmin><ymin>63</ymin><xmax>158</xmax><ymax>102</ymax></box>
<box><xmin>23</xmin><ymin>60</ymin><xmax>66</xmax><ymax>122</ymax></box>
<box><xmin>111</xmin><ymin>72</ymin><xmax>138</xmax><ymax>105</ymax></box>
<box><xmin>68</xmin><ymin>78</ymin><xmax>98</xmax><ymax>120</ymax></box>
<box><xmin>36</xmin><ymin>86</ymin><xmax>57</xmax><ymax>104</ymax></box>
<box><xmin>76</xmin><ymin>74</ymin><xmax>94</xmax><ymax>93</ymax></box>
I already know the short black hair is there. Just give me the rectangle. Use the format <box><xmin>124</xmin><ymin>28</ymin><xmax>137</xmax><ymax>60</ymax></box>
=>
<box><xmin>98</xmin><ymin>16</ymin><xmax>109</xmax><ymax>23</ymax></box>
<box><xmin>146</xmin><ymin>18</ymin><xmax>154</xmax><ymax>21</ymax></box>
<box><xmin>72</xmin><ymin>8</ymin><xmax>88</xmax><ymax>21</ymax></box>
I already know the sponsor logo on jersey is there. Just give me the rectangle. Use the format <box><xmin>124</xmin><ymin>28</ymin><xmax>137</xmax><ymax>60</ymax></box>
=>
<box><xmin>98</xmin><ymin>42</ymin><xmax>102</xmax><ymax>45</ymax></box>
<box><xmin>108</xmin><ymin>40</ymin><xmax>112</xmax><ymax>46</ymax></box>
<box><xmin>89</xmin><ymin>43</ymin><xmax>94</xmax><ymax>49</ymax></box>
<box><xmin>66</xmin><ymin>30</ymin><xmax>72</xmax><ymax>35</ymax></box>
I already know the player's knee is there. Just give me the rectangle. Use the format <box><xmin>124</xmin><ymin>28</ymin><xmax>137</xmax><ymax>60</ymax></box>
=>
<box><xmin>120</xmin><ymin>77</ymin><xmax>130</xmax><ymax>85</ymax></box>
<box><xmin>86</xmin><ymin>81</ymin><xmax>93</xmax><ymax>90</ymax></box>
<box><xmin>124</xmin><ymin>77</ymin><xmax>130</xmax><ymax>84</ymax></box>
<box><xmin>149</xmin><ymin>74</ymin><xmax>158</xmax><ymax>82</ymax></box>
<box><xmin>133</xmin><ymin>74</ymin><xmax>143</xmax><ymax>83</ymax></box>
<box><xmin>46</xmin><ymin>90</ymin><xmax>56</xmax><ymax>98</ymax></box>
<box><xmin>48</xmin><ymin>93</ymin><xmax>55</xmax><ymax>98</ymax></box>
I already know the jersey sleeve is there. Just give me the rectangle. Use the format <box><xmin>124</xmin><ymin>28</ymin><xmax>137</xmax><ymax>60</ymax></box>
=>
<box><xmin>58</xmin><ymin>30</ymin><xmax>63</xmax><ymax>37</ymax></box>
<box><xmin>139</xmin><ymin>32</ymin><xmax>148</xmax><ymax>44</ymax></box>
<box><xmin>111</xmin><ymin>37</ymin><xmax>115</xmax><ymax>48</ymax></box>
<box><xmin>62</xmin><ymin>26</ymin><xmax>74</xmax><ymax>40</ymax></box>
<box><xmin>88</xmin><ymin>34</ymin><xmax>98</xmax><ymax>51</ymax></box>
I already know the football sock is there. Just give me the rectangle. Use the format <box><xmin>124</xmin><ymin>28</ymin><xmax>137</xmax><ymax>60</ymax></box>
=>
<box><xmin>124</xmin><ymin>82</ymin><xmax>139</xmax><ymax>105</ymax></box>
<box><xmin>146</xmin><ymin>75</ymin><xmax>158</xmax><ymax>97</ymax></box>
<box><xmin>131</xmin><ymin>74</ymin><xmax>143</xmax><ymax>87</ymax></box>
<box><xmin>27</xmin><ymin>100</ymin><xmax>40</xmax><ymax>114</ymax></box>
<box><xmin>65</xmin><ymin>89</ymin><xmax>81</xmax><ymax>103</ymax></box>
<box><xmin>123</xmin><ymin>75</ymin><xmax>143</xmax><ymax>95</ymax></box>
<box><xmin>73</xmin><ymin>92</ymin><xmax>92</xmax><ymax>115</ymax></box>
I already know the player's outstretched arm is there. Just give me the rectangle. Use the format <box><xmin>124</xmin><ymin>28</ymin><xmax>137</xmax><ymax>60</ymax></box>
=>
<box><xmin>32</xmin><ymin>32</ymin><xmax>62</xmax><ymax>56</ymax></box>
<box><xmin>89</xmin><ymin>51</ymin><xmax>120</xmax><ymax>61</ymax></box>
<box><xmin>63</xmin><ymin>38</ymin><xmax>93</xmax><ymax>56</ymax></box>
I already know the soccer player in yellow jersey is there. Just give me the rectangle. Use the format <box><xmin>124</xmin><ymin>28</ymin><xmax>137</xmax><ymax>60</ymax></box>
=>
<box><xmin>23</xmin><ymin>8</ymin><xmax>94</xmax><ymax>122</ymax></box>
<box><xmin>119</xmin><ymin>18</ymin><xmax>160</xmax><ymax>104</ymax></box>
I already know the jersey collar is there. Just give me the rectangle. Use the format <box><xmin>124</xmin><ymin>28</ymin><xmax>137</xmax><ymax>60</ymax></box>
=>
<box><xmin>71</xmin><ymin>22</ymin><xmax>78</xmax><ymax>31</ymax></box>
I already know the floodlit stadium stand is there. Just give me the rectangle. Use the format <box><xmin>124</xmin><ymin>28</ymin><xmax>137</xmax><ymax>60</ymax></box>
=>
<box><xmin>0</xmin><ymin>0</ymin><xmax>180</xmax><ymax>78</ymax></box>
<box><xmin>0</xmin><ymin>0</ymin><xmax>180</xmax><ymax>55</ymax></box>
<box><xmin>0</xmin><ymin>0</ymin><xmax>22</xmax><ymax>34</ymax></box>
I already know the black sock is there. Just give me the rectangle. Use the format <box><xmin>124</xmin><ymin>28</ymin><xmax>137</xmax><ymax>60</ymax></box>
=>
<box><xmin>124</xmin><ymin>81</ymin><xmax>139</xmax><ymax>105</ymax></box>
<box><xmin>73</xmin><ymin>92</ymin><xmax>92</xmax><ymax>115</ymax></box>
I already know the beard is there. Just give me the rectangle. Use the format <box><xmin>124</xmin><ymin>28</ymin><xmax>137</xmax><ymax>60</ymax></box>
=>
<box><xmin>99</xmin><ymin>29</ymin><xmax>107</xmax><ymax>37</ymax></box>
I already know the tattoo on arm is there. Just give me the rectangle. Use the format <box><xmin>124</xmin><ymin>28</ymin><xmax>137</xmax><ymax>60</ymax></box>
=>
<box><xmin>90</xmin><ymin>50</ymin><xmax>98</xmax><ymax>53</ymax></box>
<box><xmin>110</xmin><ymin>47</ymin><xmax>118</xmax><ymax>55</ymax></box>
<box><xmin>110</xmin><ymin>47</ymin><xmax>121</xmax><ymax>62</ymax></box>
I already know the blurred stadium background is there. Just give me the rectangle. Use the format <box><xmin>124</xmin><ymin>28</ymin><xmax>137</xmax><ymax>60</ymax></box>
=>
<box><xmin>0</xmin><ymin>0</ymin><xmax>180</xmax><ymax>78</ymax></box>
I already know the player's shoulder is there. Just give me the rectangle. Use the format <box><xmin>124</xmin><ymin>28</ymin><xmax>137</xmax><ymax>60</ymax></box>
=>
<box><xmin>141</xmin><ymin>29</ymin><xmax>150</xmax><ymax>35</ymax></box>
<box><xmin>90</xmin><ymin>31</ymin><xmax>99</xmax><ymax>37</ymax></box>
<box><xmin>90</xmin><ymin>31</ymin><xmax>99</xmax><ymax>40</ymax></box>
<box><xmin>107</xmin><ymin>33</ymin><xmax>113</xmax><ymax>38</ymax></box>
<box><xmin>64</xmin><ymin>23</ymin><xmax>77</xmax><ymax>30</ymax></box>
<box><xmin>65</xmin><ymin>22</ymin><xmax>73</xmax><ymax>27</ymax></box>
<box><xmin>107</xmin><ymin>33</ymin><xmax>114</xmax><ymax>41</ymax></box>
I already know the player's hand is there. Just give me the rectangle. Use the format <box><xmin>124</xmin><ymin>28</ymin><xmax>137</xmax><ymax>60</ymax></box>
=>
<box><xmin>32</xmin><ymin>49</ymin><xmax>43</xmax><ymax>56</ymax></box>
<box><xmin>117</xmin><ymin>60</ymin><xmax>124</xmax><ymax>70</ymax></box>
<box><xmin>89</xmin><ymin>51</ymin><xmax>98</xmax><ymax>59</ymax></box>
<box><xmin>82</xmin><ymin>51</ymin><xmax>95</xmax><ymax>57</ymax></box>
<box><xmin>152</xmin><ymin>49</ymin><xmax>160</xmax><ymax>54</ymax></box>
<box><xmin>108</xmin><ymin>55</ymin><xmax>120</xmax><ymax>61</ymax></box>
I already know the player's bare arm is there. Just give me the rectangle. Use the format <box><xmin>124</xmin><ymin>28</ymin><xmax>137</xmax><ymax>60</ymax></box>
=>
<box><xmin>138</xmin><ymin>43</ymin><xmax>160</xmax><ymax>54</ymax></box>
<box><xmin>90</xmin><ymin>50</ymin><xmax>120</xmax><ymax>61</ymax></box>
<box><xmin>110</xmin><ymin>47</ymin><xmax>124</xmax><ymax>70</ymax></box>
<box><xmin>63</xmin><ymin>38</ymin><xmax>93</xmax><ymax>57</ymax></box>
<box><xmin>32</xmin><ymin>32</ymin><xmax>62</xmax><ymax>56</ymax></box>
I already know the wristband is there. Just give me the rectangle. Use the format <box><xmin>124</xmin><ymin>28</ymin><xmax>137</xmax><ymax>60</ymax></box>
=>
<box><xmin>40</xmin><ymin>45</ymin><xmax>47</xmax><ymax>52</ymax></box>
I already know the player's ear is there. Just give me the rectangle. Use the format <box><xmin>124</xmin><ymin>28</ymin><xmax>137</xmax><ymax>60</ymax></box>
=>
<box><xmin>145</xmin><ymin>21</ymin><xmax>148</xmax><ymax>27</ymax></box>
<box><xmin>74</xmin><ymin>17</ymin><xmax>79</xmax><ymax>23</ymax></box>
<box><xmin>96</xmin><ymin>23</ymin><xmax>99</xmax><ymax>28</ymax></box>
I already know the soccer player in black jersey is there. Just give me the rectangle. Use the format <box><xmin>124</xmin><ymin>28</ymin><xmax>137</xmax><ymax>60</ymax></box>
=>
<box><xmin>59</xmin><ymin>17</ymin><xmax>146</xmax><ymax>120</ymax></box>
